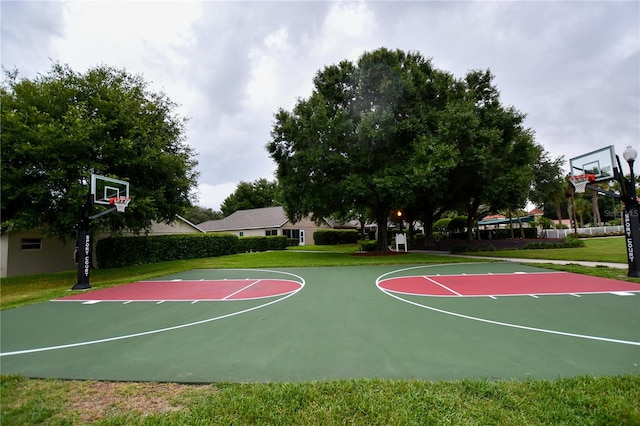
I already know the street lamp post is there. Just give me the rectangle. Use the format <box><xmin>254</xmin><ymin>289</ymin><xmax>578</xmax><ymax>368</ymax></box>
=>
<box><xmin>621</xmin><ymin>146</ymin><xmax>640</xmax><ymax>277</ymax></box>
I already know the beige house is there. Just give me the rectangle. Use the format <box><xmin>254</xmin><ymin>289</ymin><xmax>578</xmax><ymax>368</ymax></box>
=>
<box><xmin>198</xmin><ymin>206</ymin><xmax>332</xmax><ymax>245</ymax></box>
<box><xmin>0</xmin><ymin>216</ymin><xmax>204</xmax><ymax>278</ymax></box>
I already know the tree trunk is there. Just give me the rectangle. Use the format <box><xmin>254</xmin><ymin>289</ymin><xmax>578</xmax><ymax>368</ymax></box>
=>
<box><xmin>508</xmin><ymin>209</ymin><xmax>515</xmax><ymax>240</ymax></box>
<box><xmin>515</xmin><ymin>210</ymin><xmax>525</xmax><ymax>238</ymax></box>
<box><xmin>591</xmin><ymin>189</ymin><xmax>601</xmax><ymax>226</ymax></box>
<box><xmin>375</xmin><ymin>207</ymin><xmax>390</xmax><ymax>252</ymax></box>
<box><xmin>555</xmin><ymin>202</ymin><xmax>563</xmax><ymax>228</ymax></box>
<box><xmin>358</xmin><ymin>216</ymin><xmax>366</xmax><ymax>239</ymax></box>
<box><xmin>423</xmin><ymin>220</ymin><xmax>435</xmax><ymax>247</ymax></box>
<box><xmin>422</xmin><ymin>209</ymin><xmax>436</xmax><ymax>247</ymax></box>
<box><xmin>466</xmin><ymin>199</ymin><xmax>480</xmax><ymax>241</ymax></box>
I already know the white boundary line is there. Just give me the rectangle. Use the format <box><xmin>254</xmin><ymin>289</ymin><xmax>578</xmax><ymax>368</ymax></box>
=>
<box><xmin>1</xmin><ymin>269</ymin><xmax>305</xmax><ymax>357</ymax></box>
<box><xmin>376</xmin><ymin>264</ymin><xmax>640</xmax><ymax>347</ymax></box>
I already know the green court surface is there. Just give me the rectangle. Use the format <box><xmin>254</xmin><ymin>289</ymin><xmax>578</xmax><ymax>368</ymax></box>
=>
<box><xmin>1</xmin><ymin>262</ymin><xmax>638</xmax><ymax>383</ymax></box>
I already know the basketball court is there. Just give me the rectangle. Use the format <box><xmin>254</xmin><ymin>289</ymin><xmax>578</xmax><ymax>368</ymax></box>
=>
<box><xmin>1</xmin><ymin>262</ymin><xmax>638</xmax><ymax>383</ymax></box>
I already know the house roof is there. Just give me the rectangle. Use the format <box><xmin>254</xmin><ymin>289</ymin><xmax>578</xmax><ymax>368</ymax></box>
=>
<box><xmin>198</xmin><ymin>206</ymin><xmax>289</xmax><ymax>232</ymax></box>
<box><xmin>478</xmin><ymin>215</ymin><xmax>536</xmax><ymax>226</ymax></box>
<box><xmin>175</xmin><ymin>215</ymin><xmax>206</xmax><ymax>233</ymax></box>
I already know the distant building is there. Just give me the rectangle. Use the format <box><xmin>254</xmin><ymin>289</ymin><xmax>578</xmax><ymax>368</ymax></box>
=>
<box><xmin>198</xmin><ymin>206</ymin><xmax>334</xmax><ymax>246</ymax></box>
<box><xmin>1</xmin><ymin>216</ymin><xmax>204</xmax><ymax>277</ymax></box>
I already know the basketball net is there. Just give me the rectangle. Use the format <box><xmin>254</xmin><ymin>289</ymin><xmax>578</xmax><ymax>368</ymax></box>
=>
<box><xmin>110</xmin><ymin>197</ymin><xmax>131</xmax><ymax>213</ymax></box>
<box><xmin>569</xmin><ymin>174</ymin><xmax>595</xmax><ymax>193</ymax></box>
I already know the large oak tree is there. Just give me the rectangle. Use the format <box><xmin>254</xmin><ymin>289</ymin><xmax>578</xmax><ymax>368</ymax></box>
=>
<box><xmin>1</xmin><ymin>64</ymin><xmax>199</xmax><ymax>239</ymax></box>
<box><xmin>268</xmin><ymin>48</ymin><xmax>454</xmax><ymax>251</ymax></box>
<box><xmin>268</xmin><ymin>48</ymin><xmax>549</xmax><ymax>249</ymax></box>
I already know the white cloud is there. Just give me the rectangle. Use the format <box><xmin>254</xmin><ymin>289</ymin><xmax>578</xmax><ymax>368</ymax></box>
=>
<box><xmin>2</xmin><ymin>0</ymin><xmax>638</xmax><ymax>210</ymax></box>
<box><xmin>194</xmin><ymin>181</ymin><xmax>237</xmax><ymax>211</ymax></box>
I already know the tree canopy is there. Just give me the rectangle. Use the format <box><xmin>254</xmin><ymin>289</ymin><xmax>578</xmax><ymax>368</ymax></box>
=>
<box><xmin>1</xmin><ymin>63</ymin><xmax>199</xmax><ymax>239</ymax></box>
<box><xmin>220</xmin><ymin>178</ymin><xmax>281</xmax><ymax>217</ymax></box>
<box><xmin>181</xmin><ymin>206</ymin><xmax>223</xmax><ymax>225</ymax></box>
<box><xmin>268</xmin><ymin>48</ymin><xmax>549</xmax><ymax>250</ymax></box>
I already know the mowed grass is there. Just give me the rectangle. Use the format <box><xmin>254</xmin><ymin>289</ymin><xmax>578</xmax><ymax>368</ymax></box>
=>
<box><xmin>2</xmin><ymin>375</ymin><xmax>638</xmax><ymax>425</ymax></box>
<box><xmin>465</xmin><ymin>236</ymin><xmax>628</xmax><ymax>263</ymax></box>
<box><xmin>2</xmin><ymin>242</ymin><xmax>639</xmax><ymax>424</ymax></box>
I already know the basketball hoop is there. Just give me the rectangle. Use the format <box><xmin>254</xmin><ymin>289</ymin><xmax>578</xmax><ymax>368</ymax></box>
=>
<box><xmin>109</xmin><ymin>197</ymin><xmax>130</xmax><ymax>213</ymax></box>
<box><xmin>569</xmin><ymin>174</ymin><xmax>595</xmax><ymax>193</ymax></box>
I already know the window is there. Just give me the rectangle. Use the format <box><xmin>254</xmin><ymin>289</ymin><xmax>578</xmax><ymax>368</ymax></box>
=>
<box><xmin>239</xmin><ymin>231</ymin><xmax>244</xmax><ymax>237</ymax></box>
<box><xmin>21</xmin><ymin>238</ymin><xmax>42</xmax><ymax>250</ymax></box>
<box><xmin>282</xmin><ymin>229</ymin><xmax>300</xmax><ymax>239</ymax></box>
<box><xmin>265</xmin><ymin>229</ymin><xmax>278</xmax><ymax>236</ymax></box>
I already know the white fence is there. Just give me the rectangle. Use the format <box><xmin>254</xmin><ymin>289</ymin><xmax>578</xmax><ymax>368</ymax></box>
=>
<box><xmin>540</xmin><ymin>225</ymin><xmax>624</xmax><ymax>239</ymax></box>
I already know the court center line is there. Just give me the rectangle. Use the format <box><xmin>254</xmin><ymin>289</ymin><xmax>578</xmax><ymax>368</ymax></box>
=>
<box><xmin>223</xmin><ymin>279</ymin><xmax>261</xmax><ymax>300</ymax></box>
<box><xmin>423</xmin><ymin>276</ymin><xmax>462</xmax><ymax>296</ymax></box>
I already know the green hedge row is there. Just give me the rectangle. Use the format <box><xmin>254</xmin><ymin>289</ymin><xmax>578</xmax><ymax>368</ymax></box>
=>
<box><xmin>522</xmin><ymin>236</ymin><xmax>585</xmax><ymax>250</ymax></box>
<box><xmin>237</xmin><ymin>236</ymin><xmax>295</xmax><ymax>252</ymax></box>
<box><xmin>96</xmin><ymin>234</ymin><xmax>293</xmax><ymax>269</ymax></box>
<box><xmin>449</xmin><ymin>228</ymin><xmax>538</xmax><ymax>240</ymax></box>
<box><xmin>314</xmin><ymin>229</ymin><xmax>360</xmax><ymax>245</ymax></box>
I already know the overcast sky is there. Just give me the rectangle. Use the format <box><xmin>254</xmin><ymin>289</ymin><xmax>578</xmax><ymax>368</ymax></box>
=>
<box><xmin>2</xmin><ymin>1</ymin><xmax>638</xmax><ymax>210</ymax></box>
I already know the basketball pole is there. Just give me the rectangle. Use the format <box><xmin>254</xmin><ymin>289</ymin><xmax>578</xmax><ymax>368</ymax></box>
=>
<box><xmin>72</xmin><ymin>190</ymin><xmax>93</xmax><ymax>290</ymax></box>
<box><xmin>620</xmin><ymin>147</ymin><xmax>640</xmax><ymax>277</ymax></box>
<box><xmin>71</xmin><ymin>183</ymin><xmax>118</xmax><ymax>290</ymax></box>
<box><xmin>592</xmin><ymin>147</ymin><xmax>640</xmax><ymax>278</ymax></box>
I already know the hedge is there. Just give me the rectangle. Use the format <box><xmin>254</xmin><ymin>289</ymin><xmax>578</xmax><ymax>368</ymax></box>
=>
<box><xmin>237</xmin><ymin>236</ymin><xmax>292</xmax><ymax>253</ymax></box>
<box><xmin>450</xmin><ymin>228</ymin><xmax>538</xmax><ymax>240</ymax></box>
<box><xmin>522</xmin><ymin>236</ymin><xmax>585</xmax><ymax>249</ymax></box>
<box><xmin>313</xmin><ymin>229</ymin><xmax>360</xmax><ymax>245</ymax></box>
<box><xmin>358</xmin><ymin>240</ymin><xmax>377</xmax><ymax>252</ymax></box>
<box><xmin>96</xmin><ymin>233</ymin><xmax>239</xmax><ymax>268</ymax></box>
<box><xmin>96</xmin><ymin>234</ymin><xmax>298</xmax><ymax>268</ymax></box>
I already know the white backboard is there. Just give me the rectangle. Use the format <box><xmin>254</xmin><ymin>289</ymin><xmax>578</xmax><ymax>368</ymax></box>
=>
<box><xmin>569</xmin><ymin>145</ymin><xmax>617</xmax><ymax>183</ymax></box>
<box><xmin>91</xmin><ymin>174</ymin><xmax>130</xmax><ymax>205</ymax></box>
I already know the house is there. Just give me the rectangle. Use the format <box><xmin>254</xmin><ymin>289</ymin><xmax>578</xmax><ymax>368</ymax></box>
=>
<box><xmin>198</xmin><ymin>206</ymin><xmax>333</xmax><ymax>245</ymax></box>
<box><xmin>0</xmin><ymin>216</ymin><xmax>204</xmax><ymax>278</ymax></box>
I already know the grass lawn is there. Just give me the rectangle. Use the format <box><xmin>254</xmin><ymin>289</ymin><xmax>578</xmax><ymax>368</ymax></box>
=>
<box><xmin>1</xmin><ymin>244</ymin><xmax>639</xmax><ymax>424</ymax></box>
<box><xmin>463</xmin><ymin>236</ymin><xmax>629</xmax><ymax>263</ymax></box>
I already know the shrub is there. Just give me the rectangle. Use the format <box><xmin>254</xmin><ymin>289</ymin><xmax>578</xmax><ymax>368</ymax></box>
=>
<box><xmin>412</xmin><ymin>233</ymin><xmax>426</xmax><ymax>247</ymax></box>
<box><xmin>96</xmin><ymin>233</ymin><xmax>238</xmax><ymax>268</ymax></box>
<box><xmin>522</xmin><ymin>236</ymin><xmax>585</xmax><ymax>250</ymax></box>
<box><xmin>563</xmin><ymin>235</ymin><xmax>586</xmax><ymax>247</ymax></box>
<box><xmin>433</xmin><ymin>218</ymin><xmax>452</xmax><ymax>233</ymax></box>
<box><xmin>358</xmin><ymin>240</ymin><xmax>377</xmax><ymax>252</ymax></box>
<box><xmin>448</xmin><ymin>216</ymin><xmax>468</xmax><ymax>232</ymax></box>
<box><xmin>238</xmin><ymin>236</ymin><xmax>291</xmax><ymax>252</ymax></box>
<box><xmin>450</xmin><ymin>244</ymin><xmax>477</xmax><ymax>254</ymax></box>
<box><xmin>237</xmin><ymin>236</ymin><xmax>269</xmax><ymax>253</ymax></box>
<box><xmin>314</xmin><ymin>229</ymin><xmax>360</xmax><ymax>245</ymax></box>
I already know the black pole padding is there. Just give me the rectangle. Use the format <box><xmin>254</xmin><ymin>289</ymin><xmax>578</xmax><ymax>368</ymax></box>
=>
<box><xmin>72</xmin><ymin>194</ymin><xmax>93</xmax><ymax>290</ymax></box>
